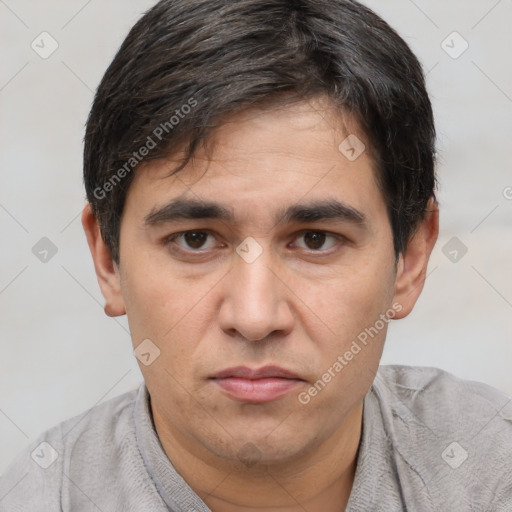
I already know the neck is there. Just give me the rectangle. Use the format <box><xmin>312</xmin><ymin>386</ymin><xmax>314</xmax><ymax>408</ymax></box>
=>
<box><xmin>153</xmin><ymin>402</ymin><xmax>363</xmax><ymax>512</ymax></box>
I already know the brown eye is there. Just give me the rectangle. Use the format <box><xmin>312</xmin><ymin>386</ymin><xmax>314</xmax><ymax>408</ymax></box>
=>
<box><xmin>183</xmin><ymin>231</ymin><xmax>209</xmax><ymax>249</ymax></box>
<box><xmin>303</xmin><ymin>231</ymin><xmax>327</xmax><ymax>250</ymax></box>
<box><xmin>166</xmin><ymin>230</ymin><xmax>216</xmax><ymax>251</ymax></box>
<box><xmin>293</xmin><ymin>231</ymin><xmax>340</xmax><ymax>252</ymax></box>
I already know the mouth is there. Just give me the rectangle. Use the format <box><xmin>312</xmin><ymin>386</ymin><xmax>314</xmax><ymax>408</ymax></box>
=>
<box><xmin>209</xmin><ymin>365</ymin><xmax>304</xmax><ymax>403</ymax></box>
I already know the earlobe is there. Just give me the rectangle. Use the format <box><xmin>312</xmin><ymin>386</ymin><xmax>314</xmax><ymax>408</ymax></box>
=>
<box><xmin>81</xmin><ymin>204</ymin><xmax>126</xmax><ymax>317</ymax></box>
<box><xmin>392</xmin><ymin>199</ymin><xmax>439</xmax><ymax>319</ymax></box>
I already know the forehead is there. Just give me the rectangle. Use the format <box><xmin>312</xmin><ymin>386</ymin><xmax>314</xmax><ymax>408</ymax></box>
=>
<box><xmin>125</xmin><ymin>97</ymin><xmax>386</xmax><ymax>226</ymax></box>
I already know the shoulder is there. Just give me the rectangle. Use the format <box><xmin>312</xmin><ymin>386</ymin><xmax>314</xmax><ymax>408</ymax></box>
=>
<box><xmin>0</xmin><ymin>386</ymin><xmax>140</xmax><ymax>512</ymax></box>
<box><xmin>371</xmin><ymin>365</ymin><xmax>512</xmax><ymax>508</ymax></box>
<box><xmin>376</xmin><ymin>364</ymin><xmax>510</xmax><ymax>400</ymax></box>
<box><xmin>375</xmin><ymin>364</ymin><xmax>512</xmax><ymax>419</ymax></box>
<box><xmin>373</xmin><ymin>364</ymin><xmax>512</xmax><ymax>449</ymax></box>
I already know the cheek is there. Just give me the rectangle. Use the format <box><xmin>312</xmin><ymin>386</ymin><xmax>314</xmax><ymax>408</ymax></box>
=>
<box><xmin>297</xmin><ymin>275</ymin><xmax>394</xmax><ymax>422</ymax></box>
<box><xmin>121</xmin><ymin>257</ymin><xmax>222</xmax><ymax>391</ymax></box>
<box><xmin>295</xmin><ymin>258</ymin><xmax>396</xmax><ymax>345</ymax></box>
<box><xmin>121</xmin><ymin>253</ymin><xmax>211</xmax><ymax>341</ymax></box>
<box><xmin>298</xmin><ymin>258</ymin><xmax>396</xmax><ymax>408</ymax></box>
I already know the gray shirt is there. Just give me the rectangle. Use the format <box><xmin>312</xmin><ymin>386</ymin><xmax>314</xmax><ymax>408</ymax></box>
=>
<box><xmin>1</xmin><ymin>365</ymin><xmax>511</xmax><ymax>511</ymax></box>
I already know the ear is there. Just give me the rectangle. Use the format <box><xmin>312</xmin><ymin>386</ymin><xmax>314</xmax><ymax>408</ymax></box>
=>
<box><xmin>81</xmin><ymin>204</ymin><xmax>126</xmax><ymax>317</ymax></box>
<box><xmin>392</xmin><ymin>199</ymin><xmax>439</xmax><ymax>319</ymax></box>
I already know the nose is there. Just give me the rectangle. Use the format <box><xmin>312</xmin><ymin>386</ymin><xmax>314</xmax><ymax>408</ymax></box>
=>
<box><xmin>218</xmin><ymin>247</ymin><xmax>294</xmax><ymax>342</ymax></box>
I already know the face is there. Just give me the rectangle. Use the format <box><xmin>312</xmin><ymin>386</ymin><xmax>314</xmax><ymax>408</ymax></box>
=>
<box><xmin>86</xmin><ymin>96</ymin><xmax>434</xmax><ymax>470</ymax></box>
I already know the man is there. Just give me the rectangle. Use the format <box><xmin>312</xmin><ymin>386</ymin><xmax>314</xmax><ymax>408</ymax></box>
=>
<box><xmin>1</xmin><ymin>0</ymin><xmax>511</xmax><ymax>510</ymax></box>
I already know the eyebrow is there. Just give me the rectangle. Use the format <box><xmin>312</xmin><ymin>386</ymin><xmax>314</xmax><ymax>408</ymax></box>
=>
<box><xmin>277</xmin><ymin>200</ymin><xmax>366</xmax><ymax>226</ymax></box>
<box><xmin>144</xmin><ymin>198</ymin><xmax>366</xmax><ymax>227</ymax></box>
<box><xmin>144</xmin><ymin>199</ymin><xmax>233</xmax><ymax>225</ymax></box>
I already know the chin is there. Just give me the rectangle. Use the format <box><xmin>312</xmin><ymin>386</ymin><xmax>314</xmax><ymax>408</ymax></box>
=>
<box><xmin>206</xmin><ymin>428</ymin><xmax>321</xmax><ymax>470</ymax></box>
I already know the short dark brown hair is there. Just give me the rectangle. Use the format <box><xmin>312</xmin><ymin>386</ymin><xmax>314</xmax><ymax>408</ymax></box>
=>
<box><xmin>84</xmin><ymin>0</ymin><xmax>436</xmax><ymax>264</ymax></box>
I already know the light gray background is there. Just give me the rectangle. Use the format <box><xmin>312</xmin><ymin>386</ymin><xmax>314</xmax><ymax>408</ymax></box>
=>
<box><xmin>1</xmin><ymin>0</ymin><xmax>511</xmax><ymax>474</ymax></box>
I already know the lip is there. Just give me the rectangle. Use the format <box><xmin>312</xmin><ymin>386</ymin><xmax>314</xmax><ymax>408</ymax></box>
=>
<box><xmin>210</xmin><ymin>365</ymin><xmax>303</xmax><ymax>403</ymax></box>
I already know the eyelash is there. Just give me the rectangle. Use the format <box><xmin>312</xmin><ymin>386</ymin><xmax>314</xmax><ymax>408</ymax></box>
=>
<box><xmin>163</xmin><ymin>230</ymin><xmax>347</xmax><ymax>256</ymax></box>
